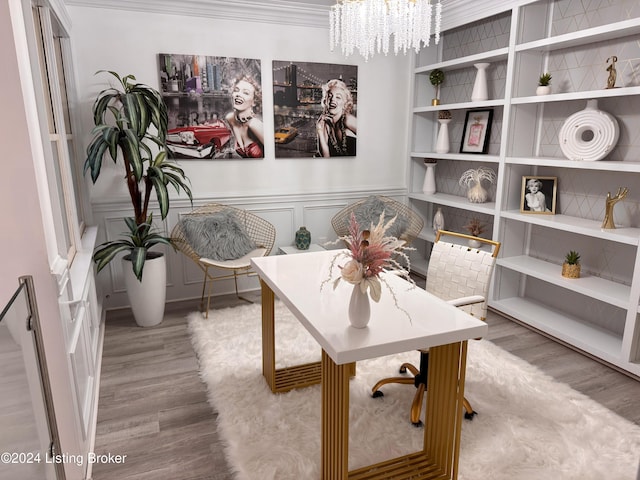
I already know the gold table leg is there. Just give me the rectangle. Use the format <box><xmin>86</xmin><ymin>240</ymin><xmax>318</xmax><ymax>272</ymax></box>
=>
<box><xmin>260</xmin><ymin>280</ymin><xmax>322</xmax><ymax>393</ymax></box>
<box><xmin>322</xmin><ymin>350</ymin><xmax>352</xmax><ymax>480</ymax></box>
<box><xmin>347</xmin><ymin>341</ymin><xmax>468</xmax><ymax>480</ymax></box>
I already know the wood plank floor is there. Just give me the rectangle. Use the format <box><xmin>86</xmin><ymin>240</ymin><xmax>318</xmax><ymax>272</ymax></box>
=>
<box><xmin>90</xmin><ymin>286</ymin><xmax>640</xmax><ymax>480</ymax></box>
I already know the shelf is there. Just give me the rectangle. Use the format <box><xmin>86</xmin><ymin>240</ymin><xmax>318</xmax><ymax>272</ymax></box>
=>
<box><xmin>501</xmin><ymin>210</ymin><xmax>640</xmax><ymax>246</ymax></box>
<box><xmin>417</xmin><ymin>226</ymin><xmax>436</xmax><ymax>243</ymax></box>
<box><xmin>415</xmin><ymin>47</ymin><xmax>509</xmax><ymax>73</ymax></box>
<box><xmin>511</xmin><ymin>86</ymin><xmax>640</xmax><ymax>104</ymax></box>
<box><xmin>409</xmin><ymin>192</ymin><xmax>496</xmax><ymax>215</ymax></box>
<box><xmin>505</xmin><ymin>156</ymin><xmax>640</xmax><ymax>172</ymax></box>
<box><xmin>497</xmin><ymin>255</ymin><xmax>631</xmax><ymax>309</ymax></box>
<box><xmin>408</xmin><ymin>4</ymin><xmax>640</xmax><ymax>376</ymax></box>
<box><xmin>412</xmin><ymin>152</ymin><xmax>500</xmax><ymax>163</ymax></box>
<box><xmin>489</xmin><ymin>297</ymin><xmax>625</xmax><ymax>365</ymax></box>
<box><xmin>516</xmin><ymin>18</ymin><xmax>640</xmax><ymax>53</ymax></box>
<box><xmin>413</xmin><ymin>99</ymin><xmax>505</xmax><ymax>113</ymax></box>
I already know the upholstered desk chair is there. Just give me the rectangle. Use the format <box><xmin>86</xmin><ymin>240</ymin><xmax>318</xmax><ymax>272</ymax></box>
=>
<box><xmin>171</xmin><ymin>204</ymin><xmax>276</xmax><ymax>318</ymax></box>
<box><xmin>331</xmin><ymin>195</ymin><xmax>424</xmax><ymax>246</ymax></box>
<box><xmin>371</xmin><ymin>230</ymin><xmax>501</xmax><ymax>426</ymax></box>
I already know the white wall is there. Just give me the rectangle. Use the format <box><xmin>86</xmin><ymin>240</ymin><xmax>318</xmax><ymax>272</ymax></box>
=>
<box><xmin>68</xmin><ymin>6</ymin><xmax>412</xmax><ymax>201</ymax></box>
<box><xmin>66</xmin><ymin>5</ymin><xmax>416</xmax><ymax>308</ymax></box>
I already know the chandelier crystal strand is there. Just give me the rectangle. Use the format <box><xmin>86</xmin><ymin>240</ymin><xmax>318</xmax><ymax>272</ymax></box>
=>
<box><xmin>424</xmin><ymin>1</ymin><xmax>433</xmax><ymax>47</ymax></box>
<box><xmin>434</xmin><ymin>0</ymin><xmax>442</xmax><ymax>45</ymax></box>
<box><xmin>330</xmin><ymin>0</ymin><xmax>441</xmax><ymax>60</ymax></box>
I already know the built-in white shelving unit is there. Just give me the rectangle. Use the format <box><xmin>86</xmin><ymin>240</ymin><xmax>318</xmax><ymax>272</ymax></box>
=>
<box><xmin>407</xmin><ymin>0</ymin><xmax>640</xmax><ymax>377</ymax></box>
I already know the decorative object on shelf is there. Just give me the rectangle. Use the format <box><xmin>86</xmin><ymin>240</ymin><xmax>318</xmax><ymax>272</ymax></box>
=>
<box><xmin>606</xmin><ymin>56</ymin><xmax>618</xmax><ymax>89</ymax></box>
<box><xmin>460</xmin><ymin>109</ymin><xmax>493</xmax><ymax>154</ymax></box>
<box><xmin>432</xmin><ymin>207</ymin><xmax>445</xmax><ymax>233</ymax></box>
<box><xmin>323</xmin><ymin>212</ymin><xmax>413</xmax><ymax>328</ymax></box>
<box><xmin>422</xmin><ymin>159</ymin><xmax>437</xmax><ymax>194</ymax></box>
<box><xmin>329</xmin><ymin>0</ymin><xmax>442</xmax><ymax>60</ymax></box>
<box><xmin>295</xmin><ymin>226</ymin><xmax>311</xmax><ymax>250</ymax></box>
<box><xmin>435</xmin><ymin>110</ymin><xmax>452</xmax><ymax>153</ymax></box>
<box><xmin>601</xmin><ymin>187</ymin><xmax>628</xmax><ymax>229</ymax></box>
<box><xmin>562</xmin><ymin>251</ymin><xmax>581</xmax><ymax>279</ymax></box>
<box><xmin>558</xmin><ymin>99</ymin><xmax>619</xmax><ymax>161</ymax></box>
<box><xmin>430</xmin><ymin>69</ymin><xmax>445</xmax><ymax>106</ymax></box>
<box><xmin>462</xmin><ymin>217</ymin><xmax>486</xmax><ymax>248</ymax></box>
<box><xmin>520</xmin><ymin>176</ymin><xmax>557</xmax><ymax>214</ymax></box>
<box><xmin>471</xmin><ymin>63</ymin><xmax>490</xmax><ymax>102</ymax></box>
<box><xmin>536</xmin><ymin>72</ymin><xmax>552</xmax><ymax>95</ymax></box>
<box><xmin>86</xmin><ymin>71</ymin><xmax>192</xmax><ymax>327</ymax></box>
<box><xmin>459</xmin><ymin>166</ymin><xmax>496</xmax><ymax>203</ymax></box>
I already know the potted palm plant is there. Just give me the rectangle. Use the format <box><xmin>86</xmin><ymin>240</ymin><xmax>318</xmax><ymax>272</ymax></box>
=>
<box><xmin>85</xmin><ymin>71</ymin><xmax>192</xmax><ymax>326</ymax></box>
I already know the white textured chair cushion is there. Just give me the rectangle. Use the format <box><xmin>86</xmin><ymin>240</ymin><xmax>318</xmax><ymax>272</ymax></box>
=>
<box><xmin>200</xmin><ymin>247</ymin><xmax>268</xmax><ymax>270</ymax></box>
<box><xmin>426</xmin><ymin>241</ymin><xmax>496</xmax><ymax>319</ymax></box>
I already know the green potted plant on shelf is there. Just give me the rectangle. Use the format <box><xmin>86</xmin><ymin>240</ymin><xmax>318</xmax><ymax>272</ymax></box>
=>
<box><xmin>562</xmin><ymin>250</ymin><xmax>580</xmax><ymax>278</ymax></box>
<box><xmin>429</xmin><ymin>68</ymin><xmax>445</xmax><ymax>105</ymax></box>
<box><xmin>85</xmin><ymin>70</ymin><xmax>192</xmax><ymax>326</ymax></box>
<box><xmin>537</xmin><ymin>72</ymin><xmax>552</xmax><ymax>95</ymax></box>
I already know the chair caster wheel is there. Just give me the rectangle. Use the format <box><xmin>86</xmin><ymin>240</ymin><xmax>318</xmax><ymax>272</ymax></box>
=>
<box><xmin>412</xmin><ymin>420</ymin><xmax>423</xmax><ymax>428</ymax></box>
<box><xmin>464</xmin><ymin>411</ymin><xmax>477</xmax><ymax>420</ymax></box>
<box><xmin>372</xmin><ymin>390</ymin><xmax>384</xmax><ymax>398</ymax></box>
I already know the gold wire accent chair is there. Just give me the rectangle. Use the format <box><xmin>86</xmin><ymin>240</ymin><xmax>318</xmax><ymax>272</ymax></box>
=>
<box><xmin>331</xmin><ymin>195</ymin><xmax>425</xmax><ymax>246</ymax></box>
<box><xmin>170</xmin><ymin>203</ymin><xmax>276</xmax><ymax>318</ymax></box>
<box><xmin>371</xmin><ymin>230</ymin><xmax>501</xmax><ymax>426</ymax></box>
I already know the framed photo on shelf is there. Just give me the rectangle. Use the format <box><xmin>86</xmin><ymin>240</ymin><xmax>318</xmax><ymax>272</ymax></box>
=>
<box><xmin>460</xmin><ymin>109</ymin><xmax>493</xmax><ymax>154</ymax></box>
<box><xmin>520</xmin><ymin>176</ymin><xmax>557</xmax><ymax>214</ymax></box>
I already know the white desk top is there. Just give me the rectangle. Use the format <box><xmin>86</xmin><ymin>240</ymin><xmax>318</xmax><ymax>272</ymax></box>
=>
<box><xmin>252</xmin><ymin>250</ymin><xmax>488</xmax><ymax>365</ymax></box>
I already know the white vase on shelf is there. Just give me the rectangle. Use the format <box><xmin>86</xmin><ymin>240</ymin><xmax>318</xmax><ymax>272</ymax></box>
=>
<box><xmin>471</xmin><ymin>63</ymin><xmax>490</xmax><ymax>102</ymax></box>
<box><xmin>422</xmin><ymin>162</ymin><xmax>437</xmax><ymax>194</ymax></box>
<box><xmin>433</xmin><ymin>207</ymin><xmax>445</xmax><ymax>233</ymax></box>
<box><xmin>435</xmin><ymin>118</ymin><xmax>451</xmax><ymax>154</ymax></box>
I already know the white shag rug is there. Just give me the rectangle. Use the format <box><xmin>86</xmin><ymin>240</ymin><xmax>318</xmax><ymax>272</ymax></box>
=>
<box><xmin>188</xmin><ymin>302</ymin><xmax>640</xmax><ymax>480</ymax></box>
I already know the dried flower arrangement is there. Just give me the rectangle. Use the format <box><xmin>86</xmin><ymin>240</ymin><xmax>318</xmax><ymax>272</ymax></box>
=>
<box><xmin>463</xmin><ymin>217</ymin><xmax>486</xmax><ymax>237</ymax></box>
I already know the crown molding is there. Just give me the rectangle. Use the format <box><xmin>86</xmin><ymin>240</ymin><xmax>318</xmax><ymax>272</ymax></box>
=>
<box><xmin>63</xmin><ymin>0</ymin><xmax>332</xmax><ymax>28</ymax></box>
<box><xmin>63</xmin><ymin>0</ymin><xmax>538</xmax><ymax>32</ymax></box>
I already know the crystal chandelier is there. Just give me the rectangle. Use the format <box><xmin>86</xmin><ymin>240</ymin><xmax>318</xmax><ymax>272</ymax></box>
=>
<box><xmin>329</xmin><ymin>0</ymin><xmax>442</xmax><ymax>60</ymax></box>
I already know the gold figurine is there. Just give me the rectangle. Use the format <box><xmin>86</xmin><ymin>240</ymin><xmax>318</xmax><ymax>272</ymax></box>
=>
<box><xmin>606</xmin><ymin>56</ymin><xmax>618</xmax><ymax>89</ymax></box>
<box><xmin>601</xmin><ymin>187</ymin><xmax>628</xmax><ymax>229</ymax></box>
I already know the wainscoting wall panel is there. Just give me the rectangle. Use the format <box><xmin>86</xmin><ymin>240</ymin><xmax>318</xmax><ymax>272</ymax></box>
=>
<box><xmin>92</xmin><ymin>189</ymin><xmax>407</xmax><ymax>312</ymax></box>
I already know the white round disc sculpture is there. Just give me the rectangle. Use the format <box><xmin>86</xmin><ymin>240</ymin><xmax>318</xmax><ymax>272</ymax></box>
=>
<box><xmin>558</xmin><ymin>99</ymin><xmax>619</xmax><ymax>161</ymax></box>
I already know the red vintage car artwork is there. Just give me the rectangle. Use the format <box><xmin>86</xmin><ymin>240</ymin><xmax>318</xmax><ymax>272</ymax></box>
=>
<box><xmin>166</xmin><ymin>121</ymin><xmax>232</xmax><ymax>159</ymax></box>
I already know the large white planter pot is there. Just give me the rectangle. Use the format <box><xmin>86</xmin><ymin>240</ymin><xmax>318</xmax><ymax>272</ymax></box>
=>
<box><xmin>122</xmin><ymin>252</ymin><xmax>166</xmax><ymax>327</ymax></box>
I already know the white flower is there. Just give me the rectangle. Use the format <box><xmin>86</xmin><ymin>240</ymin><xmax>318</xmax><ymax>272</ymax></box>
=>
<box><xmin>340</xmin><ymin>259</ymin><xmax>364</xmax><ymax>285</ymax></box>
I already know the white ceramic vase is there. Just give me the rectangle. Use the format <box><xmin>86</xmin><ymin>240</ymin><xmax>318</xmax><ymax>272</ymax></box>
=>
<box><xmin>471</xmin><ymin>63</ymin><xmax>490</xmax><ymax>102</ymax></box>
<box><xmin>433</xmin><ymin>207</ymin><xmax>445</xmax><ymax>233</ymax></box>
<box><xmin>422</xmin><ymin>162</ymin><xmax>437</xmax><ymax>194</ymax></box>
<box><xmin>348</xmin><ymin>284</ymin><xmax>371</xmax><ymax>329</ymax></box>
<box><xmin>558</xmin><ymin>99</ymin><xmax>620</xmax><ymax>161</ymax></box>
<box><xmin>435</xmin><ymin>118</ymin><xmax>451</xmax><ymax>154</ymax></box>
<box><xmin>536</xmin><ymin>85</ymin><xmax>551</xmax><ymax>95</ymax></box>
<box><xmin>122</xmin><ymin>252</ymin><xmax>166</xmax><ymax>327</ymax></box>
